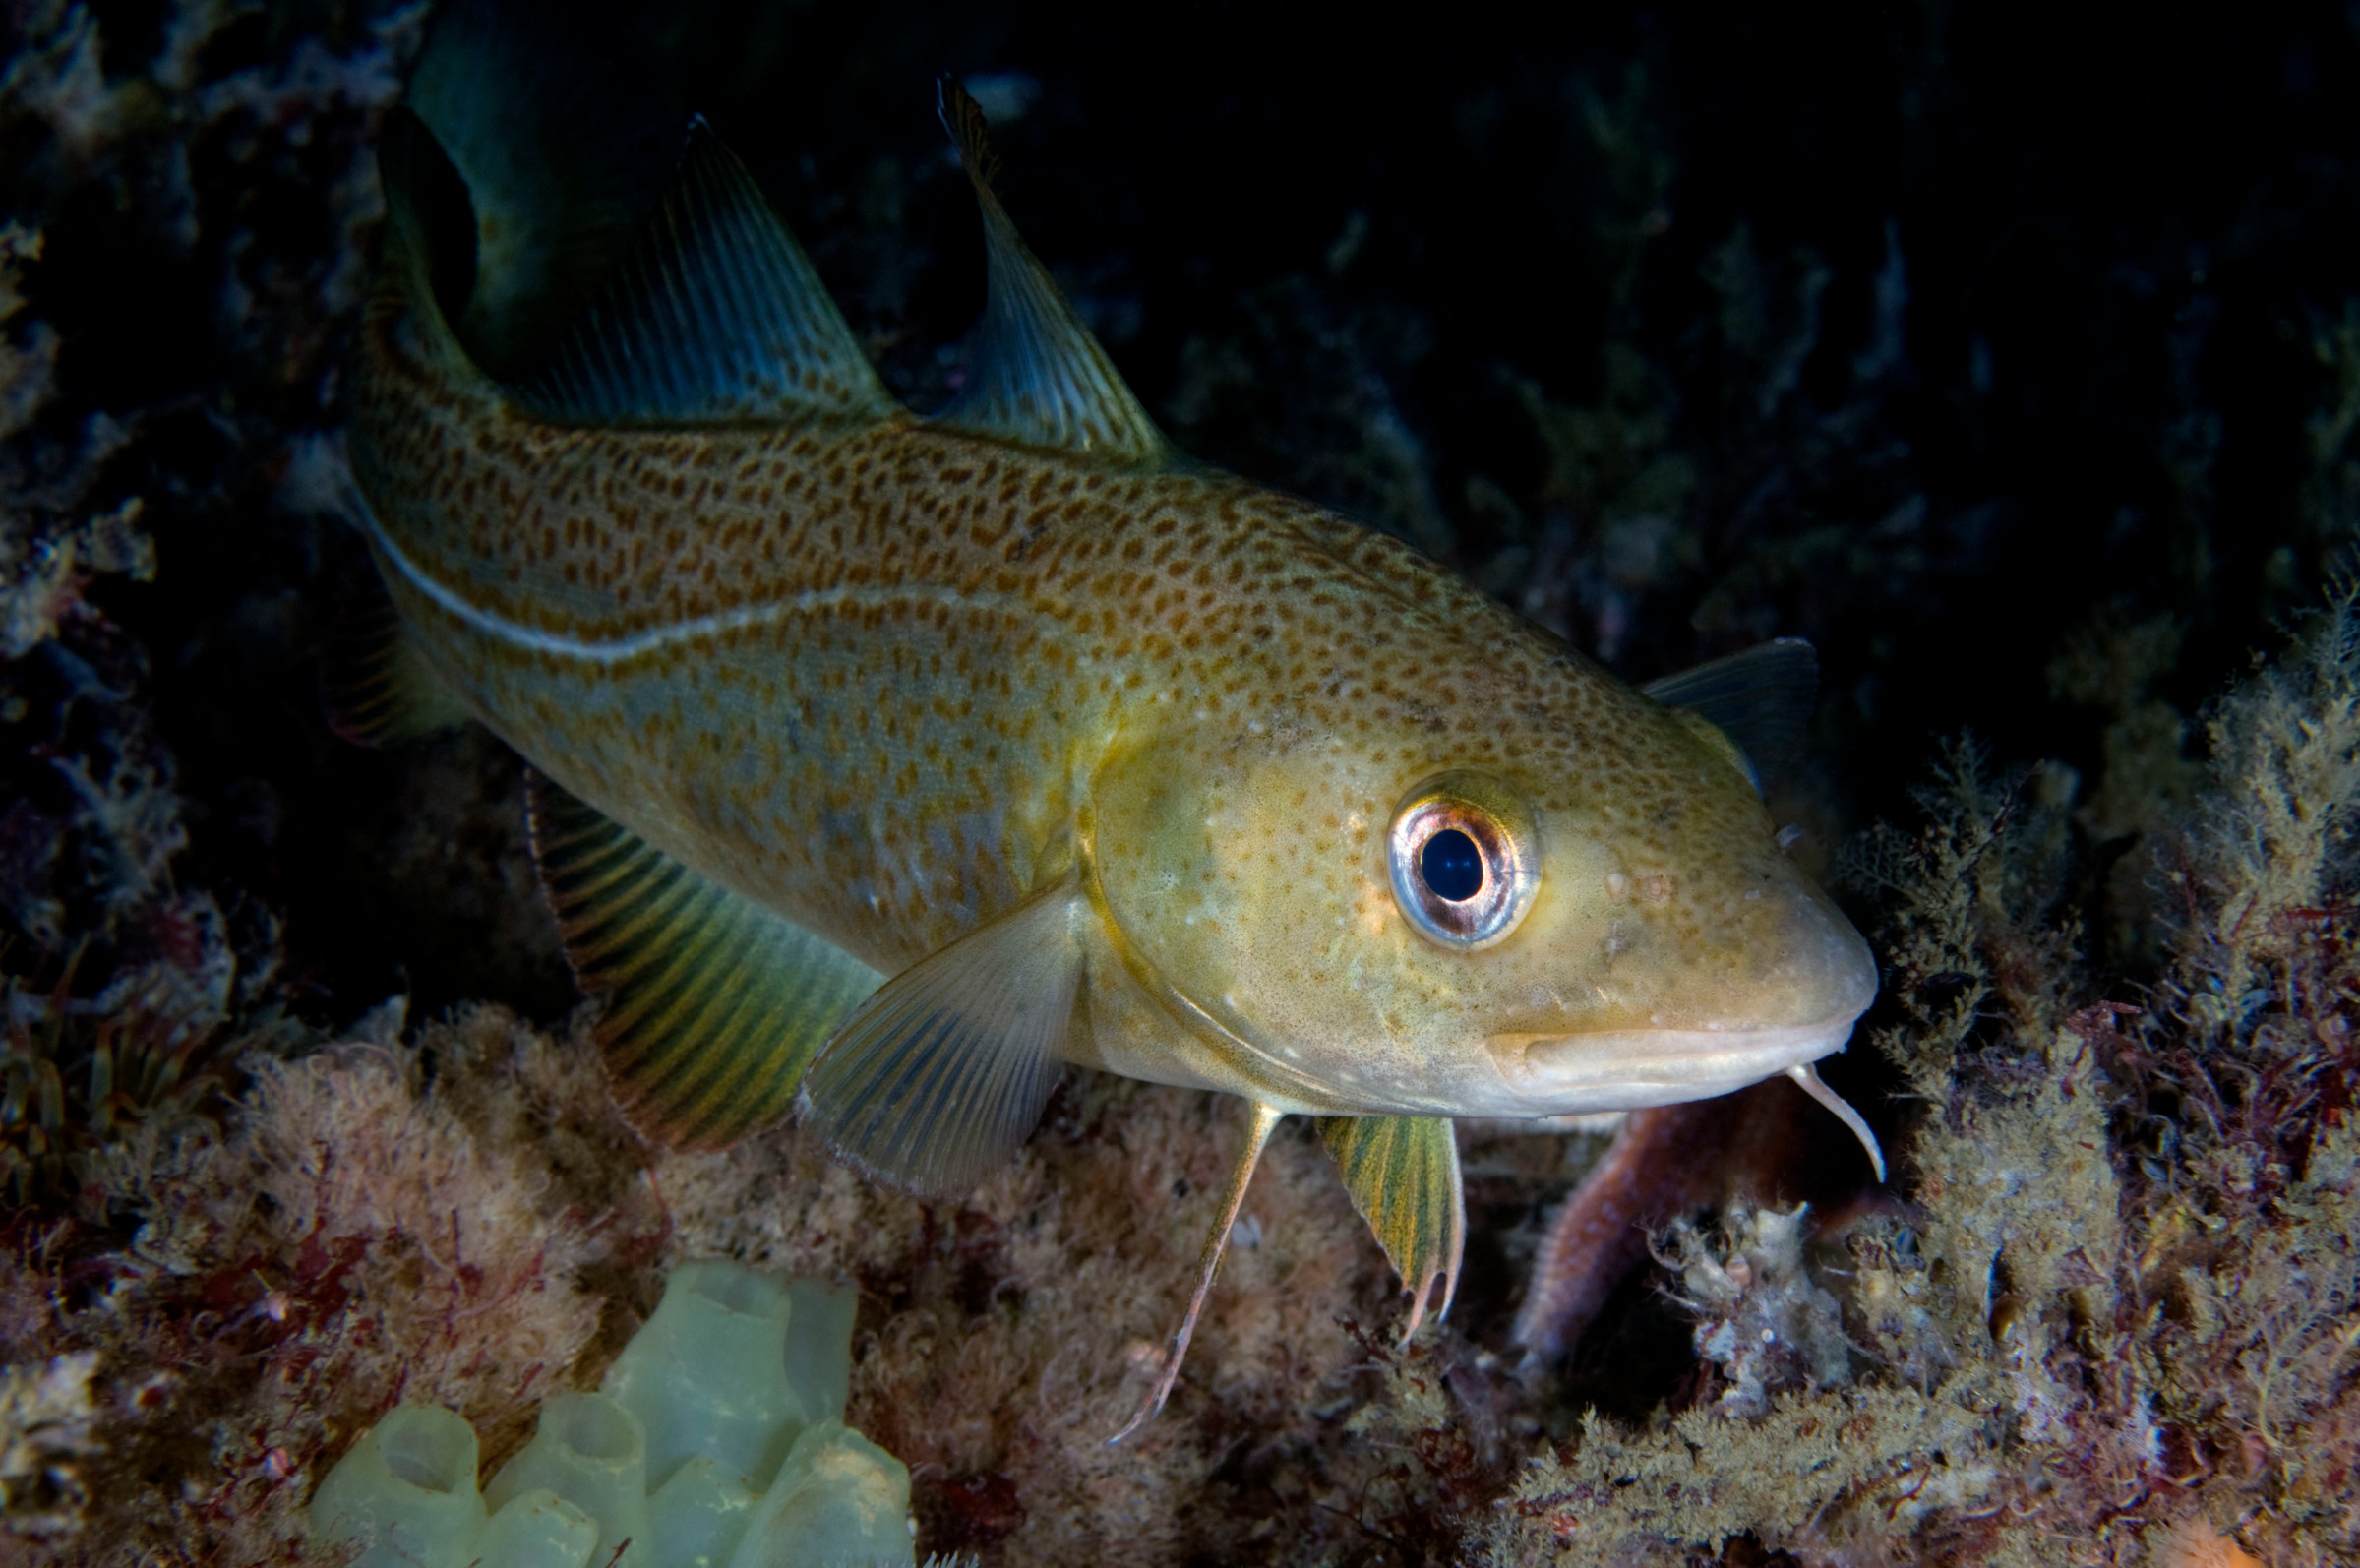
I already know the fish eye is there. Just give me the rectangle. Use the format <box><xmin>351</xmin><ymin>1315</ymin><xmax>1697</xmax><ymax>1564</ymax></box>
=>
<box><xmin>1422</xmin><ymin>829</ymin><xmax>1483</xmax><ymax>901</ymax></box>
<box><xmin>1387</xmin><ymin>771</ymin><xmax>1541</xmax><ymax>950</ymax></box>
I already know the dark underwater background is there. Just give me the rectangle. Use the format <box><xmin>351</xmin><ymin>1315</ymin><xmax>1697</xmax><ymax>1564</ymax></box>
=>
<box><xmin>17</xmin><ymin>0</ymin><xmax>2360</xmax><ymax>1018</ymax></box>
<box><xmin>5</xmin><ymin>2</ymin><xmax>2360</xmax><ymax>1562</ymax></box>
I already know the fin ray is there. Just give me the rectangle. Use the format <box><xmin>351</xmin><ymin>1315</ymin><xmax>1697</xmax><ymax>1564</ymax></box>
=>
<box><xmin>517</xmin><ymin>118</ymin><xmax>895</xmax><ymax>426</ymax></box>
<box><xmin>1643</xmin><ymin>637</ymin><xmax>1820</xmax><ymax>785</ymax></box>
<box><xmin>1111</xmin><ymin>1100</ymin><xmax>1286</xmax><ymax>1443</ymax></box>
<box><xmin>798</xmin><ymin>877</ymin><xmax>1082</xmax><ymax>1196</ymax></box>
<box><xmin>1320</xmin><ymin>1115</ymin><xmax>1467</xmax><ymax>1338</ymax></box>
<box><xmin>929</xmin><ymin>80</ymin><xmax>1175</xmax><ymax>467</ymax></box>
<box><xmin>527</xmin><ymin>774</ymin><xmax>884</xmax><ymax>1148</ymax></box>
<box><xmin>323</xmin><ymin>573</ymin><xmax>471</xmax><ymax>746</ymax></box>
<box><xmin>1786</xmin><ymin>1063</ymin><xmax>1887</xmax><ymax>1182</ymax></box>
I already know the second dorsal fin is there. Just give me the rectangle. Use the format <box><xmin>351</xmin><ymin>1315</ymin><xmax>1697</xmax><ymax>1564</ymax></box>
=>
<box><xmin>516</xmin><ymin>118</ymin><xmax>896</xmax><ymax>426</ymax></box>
<box><xmin>929</xmin><ymin>80</ymin><xmax>1175</xmax><ymax>468</ymax></box>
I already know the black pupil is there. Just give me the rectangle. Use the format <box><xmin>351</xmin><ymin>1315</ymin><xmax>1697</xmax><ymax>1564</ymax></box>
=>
<box><xmin>1421</xmin><ymin>828</ymin><xmax>1484</xmax><ymax>902</ymax></box>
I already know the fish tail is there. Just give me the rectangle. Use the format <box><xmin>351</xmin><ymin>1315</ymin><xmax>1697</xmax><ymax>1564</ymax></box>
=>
<box><xmin>398</xmin><ymin>0</ymin><xmax>684</xmax><ymax>378</ymax></box>
<box><xmin>370</xmin><ymin>106</ymin><xmax>480</xmax><ymax>382</ymax></box>
<box><xmin>371</xmin><ymin>5</ymin><xmax>898</xmax><ymax>432</ymax></box>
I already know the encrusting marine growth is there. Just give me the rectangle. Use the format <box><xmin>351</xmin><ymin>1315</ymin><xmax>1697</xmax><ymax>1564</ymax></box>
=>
<box><xmin>308</xmin><ymin>1257</ymin><xmax>919</xmax><ymax>1568</ymax></box>
<box><xmin>1454</xmin><ymin>599</ymin><xmax>2360</xmax><ymax>1565</ymax></box>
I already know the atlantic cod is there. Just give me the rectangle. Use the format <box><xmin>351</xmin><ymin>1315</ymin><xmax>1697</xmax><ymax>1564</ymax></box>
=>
<box><xmin>345</xmin><ymin>70</ymin><xmax>1883</xmax><ymax>1435</ymax></box>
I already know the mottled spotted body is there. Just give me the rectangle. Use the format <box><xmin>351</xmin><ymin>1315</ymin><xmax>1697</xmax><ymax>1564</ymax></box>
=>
<box><xmin>355</xmin><ymin>324</ymin><xmax>1858</xmax><ymax>1117</ymax></box>
<box><xmin>350</xmin><ymin>76</ymin><xmax>1880</xmax><ymax>1422</ymax></box>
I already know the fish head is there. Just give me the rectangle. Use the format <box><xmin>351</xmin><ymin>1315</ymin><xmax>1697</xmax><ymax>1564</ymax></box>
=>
<box><xmin>1084</xmin><ymin>660</ymin><xmax>1879</xmax><ymax>1120</ymax></box>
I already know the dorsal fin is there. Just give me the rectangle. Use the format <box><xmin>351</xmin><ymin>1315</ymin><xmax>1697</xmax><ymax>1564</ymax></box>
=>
<box><xmin>373</xmin><ymin>107</ymin><xmax>479</xmax><ymax>379</ymax></box>
<box><xmin>515</xmin><ymin>118</ymin><xmax>896</xmax><ymax>426</ymax></box>
<box><xmin>1643</xmin><ymin>637</ymin><xmax>1820</xmax><ymax>787</ymax></box>
<box><xmin>929</xmin><ymin>80</ymin><xmax>1176</xmax><ymax>468</ymax></box>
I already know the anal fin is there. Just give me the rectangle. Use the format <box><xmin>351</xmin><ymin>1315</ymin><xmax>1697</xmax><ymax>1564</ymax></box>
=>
<box><xmin>323</xmin><ymin>578</ymin><xmax>471</xmax><ymax>746</ymax></box>
<box><xmin>798</xmin><ymin>876</ymin><xmax>1082</xmax><ymax>1197</ymax></box>
<box><xmin>527</xmin><ymin>774</ymin><xmax>883</xmax><ymax>1149</ymax></box>
<box><xmin>1320</xmin><ymin>1115</ymin><xmax>1466</xmax><ymax>1339</ymax></box>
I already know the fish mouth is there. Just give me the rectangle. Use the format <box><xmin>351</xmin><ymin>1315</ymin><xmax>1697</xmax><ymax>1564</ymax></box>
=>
<box><xmin>1480</xmin><ymin>1012</ymin><xmax>1868</xmax><ymax>1118</ymax></box>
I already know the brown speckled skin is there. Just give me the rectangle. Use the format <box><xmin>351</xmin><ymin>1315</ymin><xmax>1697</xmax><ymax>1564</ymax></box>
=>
<box><xmin>349</xmin><ymin>279</ymin><xmax>1875</xmax><ymax>1121</ymax></box>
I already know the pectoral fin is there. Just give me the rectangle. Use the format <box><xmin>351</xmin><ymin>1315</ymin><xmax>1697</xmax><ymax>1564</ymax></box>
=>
<box><xmin>798</xmin><ymin>877</ymin><xmax>1083</xmax><ymax>1197</ymax></box>
<box><xmin>1320</xmin><ymin>1115</ymin><xmax>1466</xmax><ymax>1339</ymax></box>
<box><xmin>527</xmin><ymin>775</ymin><xmax>883</xmax><ymax>1149</ymax></box>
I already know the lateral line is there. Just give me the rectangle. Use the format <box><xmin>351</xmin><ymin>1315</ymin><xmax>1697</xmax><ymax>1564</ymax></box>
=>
<box><xmin>363</xmin><ymin>516</ymin><xmax>1029</xmax><ymax>665</ymax></box>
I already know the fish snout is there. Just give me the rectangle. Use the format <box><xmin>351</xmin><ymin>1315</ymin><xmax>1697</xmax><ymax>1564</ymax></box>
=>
<box><xmin>1753</xmin><ymin>877</ymin><xmax>1880</xmax><ymax>1035</ymax></box>
<box><xmin>1482</xmin><ymin>878</ymin><xmax>1879</xmax><ymax>1118</ymax></box>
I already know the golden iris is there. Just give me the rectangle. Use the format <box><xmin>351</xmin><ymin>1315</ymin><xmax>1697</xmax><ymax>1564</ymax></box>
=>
<box><xmin>1386</xmin><ymin>771</ymin><xmax>1541</xmax><ymax>950</ymax></box>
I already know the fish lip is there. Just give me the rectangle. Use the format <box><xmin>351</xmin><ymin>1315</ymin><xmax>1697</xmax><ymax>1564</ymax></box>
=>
<box><xmin>1478</xmin><ymin>1011</ymin><xmax>1869</xmax><ymax>1118</ymax></box>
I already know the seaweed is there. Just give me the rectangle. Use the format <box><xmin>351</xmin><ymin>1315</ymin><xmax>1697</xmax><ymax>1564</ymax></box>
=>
<box><xmin>1464</xmin><ymin>604</ymin><xmax>2360</xmax><ymax>1566</ymax></box>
